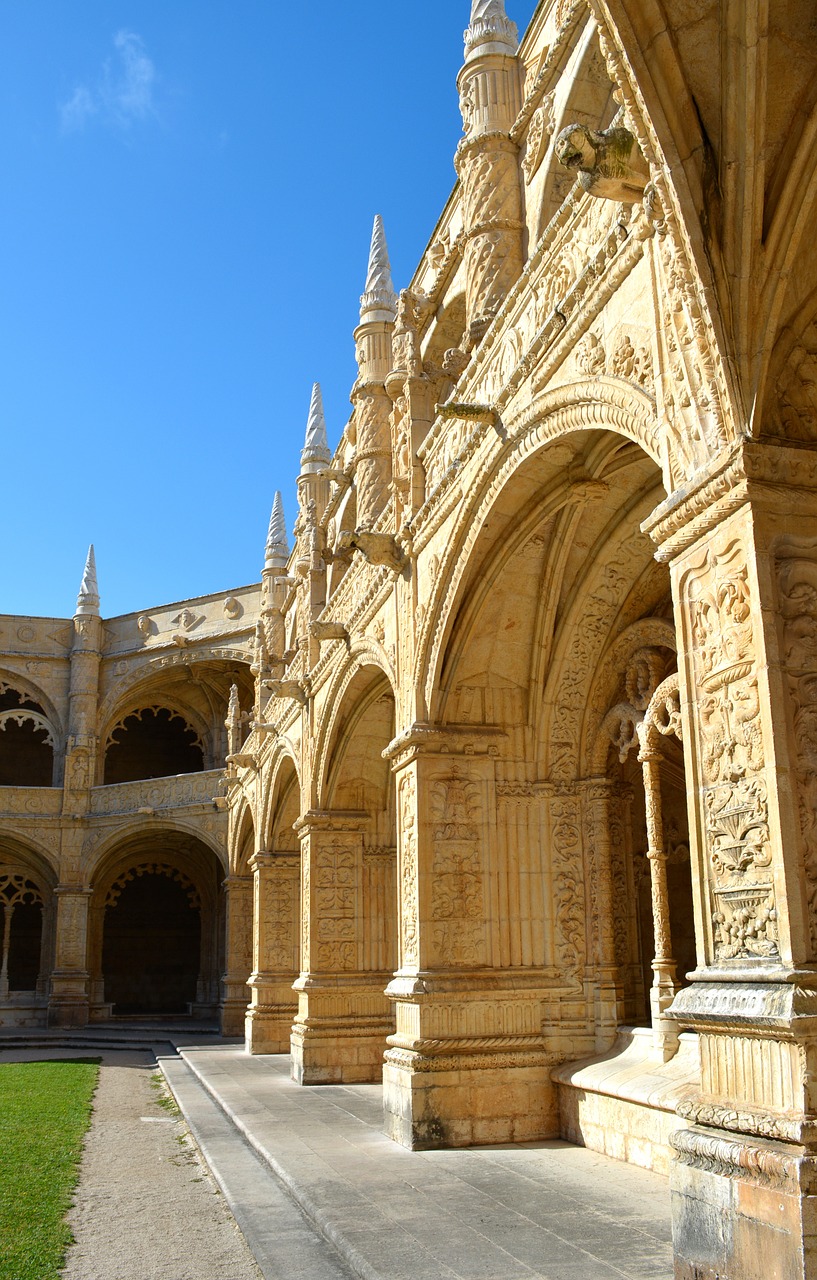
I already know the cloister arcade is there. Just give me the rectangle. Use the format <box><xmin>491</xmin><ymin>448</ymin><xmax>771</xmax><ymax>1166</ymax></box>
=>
<box><xmin>4</xmin><ymin>0</ymin><xmax>817</xmax><ymax>1272</ymax></box>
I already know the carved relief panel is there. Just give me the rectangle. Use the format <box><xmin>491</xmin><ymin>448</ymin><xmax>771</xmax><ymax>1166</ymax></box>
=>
<box><xmin>775</xmin><ymin>541</ymin><xmax>817</xmax><ymax>958</ymax></box>
<box><xmin>679</xmin><ymin>518</ymin><xmax>778</xmax><ymax>965</ymax></box>
<box><xmin>428</xmin><ymin>766</ymin><xmax>487</xmax><ymax>967</ymax></box>
<box><xmin>397</xmin><ymin>770</ymin><xmax>420</xmax><ymax>969</ymax></box>
<box><xmin>311</xmin><ymin>837</ymin><xmax>359</xmax><ymax>972</ymax></box>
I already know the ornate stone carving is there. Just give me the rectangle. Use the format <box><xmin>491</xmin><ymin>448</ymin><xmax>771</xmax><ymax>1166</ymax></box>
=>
<box><xmin>555</xmin><ymin>122</ymin><xmax>649</xmax><ymax>202</ymax></box>
<box><xmin>313</xmin><ymin>842</ymin><xmax>357</xmax><ymax>970</ymax></box>
<box><xmin>398</xmin><ymin>772</ymin><xmax>419</xmax><ymax>967</ymax></box>
<box><xmin>522</xmin><ymin>92</ymin><xmax>555</xmax><ymax>183</ymax></box>
<box><xmin>549</xmin><ymin>794</ymin><xmax>585</xmax><ymax>974</ymax></box>
<box><xmin>685</xmin><ymin>536</ymin><xmax>777</xmax><ymax>960</ymax></box>
<box><xmin>776</xmin><ymin>547</ymin><xmax>817</xmax><ymax>954</ymax></box>
<box><xmin>429</xmin><ymin>767</ymin><xmax>485</xmax><ymax>966</ymax></box>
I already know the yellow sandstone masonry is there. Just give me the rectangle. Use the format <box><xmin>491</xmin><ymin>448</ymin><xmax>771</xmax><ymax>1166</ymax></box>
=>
<box><xmin>2</xmin><ymin>3</ymin><xmax>817</xmax><ymax>1276</ymax></box>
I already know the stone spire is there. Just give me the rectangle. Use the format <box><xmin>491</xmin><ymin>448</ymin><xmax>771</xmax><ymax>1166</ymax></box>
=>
<box><xmin>264</xmin><ymin>491</ymin><xmax>289</xmax><ymax>570</ymax></box>
<box><xmin>75</xmin><ymin>544</ymin><xmax>100</xmax><ymax>616</ymax></box>
<box><xmin>300</xmin><ymin>382</ymin><xmax>332</xmax><ymax>474</ymax></box>
<box><xmin>360</xmin><ymin>215</ymin><xmax>397</xmax><ymax>323</ymax></box>
<box><xmin>464</xmin><ymin>0</ymin><xmax>518</xmax><ymax>58</ymax></box>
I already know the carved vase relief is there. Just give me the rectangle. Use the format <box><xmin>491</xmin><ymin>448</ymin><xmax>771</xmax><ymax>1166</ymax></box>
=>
<box><xmin>429</xmin><ymin>768</ymin><xmax>486</xmax><ymax>966</ymax></box>
<box><xmin>686</xmin><ymin>537</ymin><xmax>777</xmax><ymax>961</ymax></box>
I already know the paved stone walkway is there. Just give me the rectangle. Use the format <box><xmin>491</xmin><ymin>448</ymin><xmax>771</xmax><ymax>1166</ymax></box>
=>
<box><xmin>166</xmin><ymin>1042</ymin><xmax>674</xmax><ymax>1280</ymax></box>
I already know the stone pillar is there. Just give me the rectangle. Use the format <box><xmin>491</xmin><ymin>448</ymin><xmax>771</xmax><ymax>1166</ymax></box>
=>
<box><xmin>642</xmin><ymin>440</ymin><xmax>817</xmax><ymax>1280</ymax></box>
<box><xmin>352</xmin><ymin>214</ymin><xmax>396</xmax><ymax>528</ymax></box>
<box><xmin>383</xmin><ymin>726</ymin><xmax>555</xmax><ymax>1149</ymax></box>
<box><xmin>290</xmin><ymin>811</ymin><xmax>393</xmax><ymax>1084</ymax></box>
<box><xmin>245</xmin><ymin>850</ymin><xmax>300</xmax><ymax>1053</ymax></box>
<box><xmin>220</xmin><ymin>873</ymin><xmax>253</xmax><ymax>1036</ymax></box>
<box><xmin>455</xmin><ymin>3</ymin><xmax>523</xmax><ymax>347</ymax></box>
<box><xmin>48</xmin><ymin>887</ymin><xmax>91</xmax><ymax>1027</ymax></box>
<box><xmin>581</xmin><ymin>778</ymin><xmax>624</xmax><ymax>1048</ymax></box>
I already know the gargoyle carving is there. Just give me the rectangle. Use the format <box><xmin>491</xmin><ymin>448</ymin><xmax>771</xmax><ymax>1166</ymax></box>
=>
<box><xmin>555</xmin><ymin>122</ymin><xmax>648</xmax><ymax>202</ymax></box>
<box><xmin>337</xmin><ymin>529</ymin><xmax>406</xmax><ymax>573</ymax></box>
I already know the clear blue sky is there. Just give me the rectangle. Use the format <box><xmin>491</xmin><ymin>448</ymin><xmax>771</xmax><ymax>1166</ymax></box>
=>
<box><xmin>0</xmin><ymin>1</ymin><xmax>537</xmax><ymax>619</ymax></box>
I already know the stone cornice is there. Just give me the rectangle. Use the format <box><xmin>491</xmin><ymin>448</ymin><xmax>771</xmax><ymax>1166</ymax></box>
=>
<box><xmin>643</xmin><ymin>439</ymin><xmax>817</xmax><ymax>562</ymax></box>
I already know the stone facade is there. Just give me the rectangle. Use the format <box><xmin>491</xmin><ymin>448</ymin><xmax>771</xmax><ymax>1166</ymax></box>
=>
<box><xmin>3</xmin><ymin>1</ymin><xmax>817</xmax><ymax>1274</ymax></box>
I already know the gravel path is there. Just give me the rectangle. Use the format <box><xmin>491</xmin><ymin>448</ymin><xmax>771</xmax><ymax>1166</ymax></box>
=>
<box><xmin>48</xmin><ymin>1049</ymin><xmax>262</xmax><ymax>1280</ymax></box>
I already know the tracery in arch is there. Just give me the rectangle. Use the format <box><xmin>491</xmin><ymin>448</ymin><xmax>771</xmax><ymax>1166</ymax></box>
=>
<box><xmin>103</xmin><ymin>706</ymin><xmax>205</xmax><ymax>784</ymax></box>
<box><xmin>0</xmin><ymin>687</ymin><xmax>56</xmax><ymax>787</ymax></box>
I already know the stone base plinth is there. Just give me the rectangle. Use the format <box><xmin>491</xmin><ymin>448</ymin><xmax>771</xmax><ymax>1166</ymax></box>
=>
<box><xmin>47</xmin><ymin>998</ymin><xmax>90</xmax><ymax>1028</ymax></box>
<box><xmin>0</xmin><ymin>996</ymin><xmax>48</xmax><ymax>1028</ymax></box>
<box><xmin>671</xmin><ymin>1125</ymin><xmax>817</xmax><ymax>1280</ymax></box>
<box><xmin>383</xmin><ymin>1047</ymin><xmax>558</xmax><ymax>1150</ymax></box>
<box><xmin>220</xmin><ymin>997</ymin><xmax>249</xmax><ymax>1037</ymax></box>
<box><xmin>552</xmin><ymin>1026</ymin><xmax>699</xmax><ymax>1175</ymax></box>
<box><xmin>245</xmin><ymin>1003</ymin><xmax>297</xmax><ymax>1054</ymax></box>
<box><xmin>290</xmin><ymin>974</ymin><xmax>394</xmax><ymax>1084</ymax></box>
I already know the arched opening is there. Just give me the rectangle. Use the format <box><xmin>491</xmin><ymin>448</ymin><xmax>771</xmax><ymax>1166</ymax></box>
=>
<box><xmin>292</xmin><ymin>663</ymin><xmax>397</xmax><ymax>1084</ymax></box>
<box><xmin>221</xmin><ymin>805</ymin><xmax>255</xmax><ymax>1036</ymax></box>
<box><xmin>324</xmin><ymin>666</ymin><xmax>398</xmax><ymax>985</ymax></box>
<box><xmin>102</xmin><ymin>868</ymin><xmax>201</xmax><ymax>1014</ymax></box>
<box><xmin>0</xmin><ymin>688</ymin><xmax>55</xmax><ymax>787</ymax></box>
<box><xmin>103</xmin><ymin>707</ymin><xmax>204</xmax><ymax>784</ymax></box>
<box><xmin>89</xmin><ymin>832</ymin><xmax>223</xmax><ymax>1022</ymax></box>
<box><xmin>0</xmin><ymin>846</ymin><xmax>56</xmax><ymax>1025</ymax></box>
<box><xmin>246</xmin><ymin>756</ymin><xmax>302</xmax><ymax>1053</ymax></box>
<box><xmin>595</xmin><ymin>643</ymin><xmax>695</xmax><ymax>1029</ymax></box>
<box><xmin>417</xmin><ymin>424</ymin><xmax>698</xmax><ymax>1149</ymax></box>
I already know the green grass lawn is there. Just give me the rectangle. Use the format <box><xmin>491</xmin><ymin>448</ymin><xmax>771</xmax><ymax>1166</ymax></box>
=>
<box><xmin>0</xmin><ymin>1058</ymin><xmax>99</xmax><ymax>1280</ymax></box>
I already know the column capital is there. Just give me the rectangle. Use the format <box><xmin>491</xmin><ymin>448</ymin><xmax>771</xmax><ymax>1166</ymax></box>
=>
<box><xmin>293</xmin><ymin>809</ymin><xmax>369</xmax><ymax>836</ymax></box>
<box><xmin>383</xmin><ymin>721</ymin><xmax>506</xmax><ymax>767</ymax></box>
<box><xmin>643</xmin><ymin>437</ymin><xmax>817</xmax><ymax>563</ymax></box>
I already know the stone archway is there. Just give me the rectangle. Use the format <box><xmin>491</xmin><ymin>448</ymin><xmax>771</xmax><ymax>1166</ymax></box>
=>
<box><xmin>88</xmin><ymin>831</ymin><xmax>224</xmax><ymax>1022</ymax></box>
<box><xmin>292</xmin><ymin>662</ymin><xmax>397</xmax><ymax>1085</ymax></box>
<box><xmin>0</xmin><ymin>842</ymin><xmax>57</xmax><ymax>1027</ymax></box>
<box><xmin>101</xmin><ymin>865</ymin><xmax>201</xmax><ymax>1014</ymax></box>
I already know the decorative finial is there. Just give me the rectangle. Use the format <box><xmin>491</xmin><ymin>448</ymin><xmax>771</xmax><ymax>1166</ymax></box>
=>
<box><xmin>360</xmin><ymin>215</ymin><xmax>397</xmax><ymax>322</ymax></box>
<box><xmin>76</xmin><ymin>544</ymin><xmax>100</xmax><ymax>616</ymax></box>
<box><xmin>225</xmin><ymin>683</ymin><xmax>242</xmax><ymax>757</ymax></box>
<box><xmin>464</xmin><ymin>0</ymin><xmax>517</xmax><ymax>57</ymax></box>
<box><xmin>300</xmin><ymin>382</ymin><xmax>331</xmax><ymax>474</ymax></box>
<box><xmin>264</xmin><ymin>491</ymin><xmax>289</xmax><ymax>570</ymax></box>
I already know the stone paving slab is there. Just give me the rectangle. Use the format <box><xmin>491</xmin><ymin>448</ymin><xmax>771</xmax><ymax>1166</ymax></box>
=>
<box><xmin>168</xmin><ymin>1043</ymin><xmax>674</xmax><ymax>1280</ymax></box>
<box><xmin>161</xmin><ymin>1055</ymin><xmax>355</xmax><ymax>1280</ymax></box>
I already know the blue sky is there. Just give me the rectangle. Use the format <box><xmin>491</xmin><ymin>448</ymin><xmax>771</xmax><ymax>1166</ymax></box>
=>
<box><xmin>0</xmin><ymin>1</ymin><xmax>537</xmax><ymax>619</ymax></box>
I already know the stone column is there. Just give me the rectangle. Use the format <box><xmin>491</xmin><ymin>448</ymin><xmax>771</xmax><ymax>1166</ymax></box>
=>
<box><xmin>642</xmin><ymin>440</ymin><xmax>817</xmax><ymax>1280</ymax></box>
<box><xmin>638</xmin><ymin>742</ymin><xmax>680</xmax><ymax>1050</ymax></box>
<box><xmin>290</xmin><ymin>810</ymin><xmax>393</xmax><ymax>1084</ymax></box>
<box><xmin>383</xmin><ymin>726</ymin><xmax>555</xmax><ymax>1150</ymax></box>
<box><xmin>220</xmin><ymin>873</ymin><xmax>253</xmax><ymax>1036</ymax></box>
<box><xmin>245</xmin><ymin>850</ymin><xmax>300</xmax><ymax>1053</ymax></box>
<box><xmin>352</xmin><ymin>214</ymin><xmax>396</xmax><ymax>528</ymax></box>
<box><xmin>581</xmin><ymin>779</ymin><xmax>623</xmax><ymax>1047</ymax></box>
<box><xmin>455</xmin><ymin>3</ymin><xmax>523</xmax><ymax>347</ymax></box>
<box><xmin>48</xmin><ymin>887</ymin><xmax>91</xmax><ymax>1027</ymax></box>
